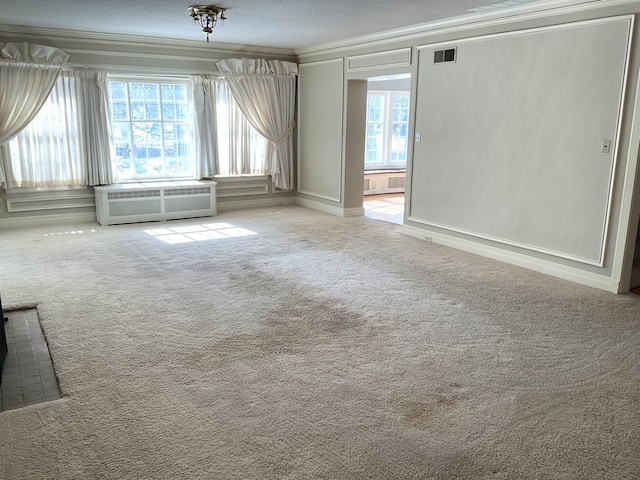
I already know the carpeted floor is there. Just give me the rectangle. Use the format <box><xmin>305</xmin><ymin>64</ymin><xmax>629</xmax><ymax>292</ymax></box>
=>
<box><xmin>0</xmin><ymin>205</ymin><xmax>639</xmax><ymax>479</ymax></box>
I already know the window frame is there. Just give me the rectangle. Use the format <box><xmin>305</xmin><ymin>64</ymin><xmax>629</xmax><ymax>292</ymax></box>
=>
<box><xmin>107</xmin><ymin>75</ymin><xmax>195</xmax><ymax>182</ymax></box>
<box><xmin>365</xmin><ymin>90</ymin><xmax>410</xmax><ymax>171</ymax></box>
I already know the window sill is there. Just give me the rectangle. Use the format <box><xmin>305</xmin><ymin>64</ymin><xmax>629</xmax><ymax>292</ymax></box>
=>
<box><xmin>364</xmin><ymin>169</ymin><xmax>406</xmax><ymax>174</ymax></box>
<box><xmin>213</xmin><ymin>174</ymin><xmax>270</xmax><ymax>182</ymax></box>
<box><xmin>115</xmin><ymin>177</ymin><xmax>196</xmax><ymax>185</ymax></box>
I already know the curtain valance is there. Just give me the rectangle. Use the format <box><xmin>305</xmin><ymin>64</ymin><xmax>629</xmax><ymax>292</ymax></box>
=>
<box><xmin>216</xmin><ymin>59</ymin><xmax>298</xmax><ymax>77</ymax></box>
<box><xmin>0</xmin><ymin>42</ymin><xmax>69</xmax><ymax>64</ymax></box>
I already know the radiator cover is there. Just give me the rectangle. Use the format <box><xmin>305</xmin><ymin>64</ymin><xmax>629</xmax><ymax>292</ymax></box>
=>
<box><xmin>94</xmin><ymin>181</ymin><xmax>217</xmax><ymax>226</ymax></box>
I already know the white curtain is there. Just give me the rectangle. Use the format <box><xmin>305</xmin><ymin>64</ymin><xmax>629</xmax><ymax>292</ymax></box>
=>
<box><xmin>79</xmin><ymin>72</ymin><xmax>115</xmax><ymax>185</ymax></box>
<box><xmin>3</xmin><ymin>73</ymin><xmax>85</xmax><ymax>188</ymax></box>
<box><xmin>191</xmin><ymin>75</ymin><xmax>219</xmax><ymax>178</ymax></box>
<box><xmin>216</xmin><ymin>81</ymin><xmax>269</xmax><ymax>176</ymax></box>
<box><xmin>191</xmin><ymin>75</ymin><xmax>269</xmax><ymax>177</ymax></box>
<box><xmin>0</xmin><ymin>42</ymin><xmax>69</xmax><ymax>187</ymax></box>
<box><xmin>2</xmin><ymin>71</ymin><xmax>115</xmax><ymax>189</ymax></box>
<box><xmin>216</xmin><ymin>59</ymin><xmax>298</xmax><ymax>190</ymax></box>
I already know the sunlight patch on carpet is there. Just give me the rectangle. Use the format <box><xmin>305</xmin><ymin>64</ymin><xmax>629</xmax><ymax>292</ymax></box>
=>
<box><xmin>144</xmin><ymin>223</ymin><xmax>258</xmax><ymax>244</ymax></box>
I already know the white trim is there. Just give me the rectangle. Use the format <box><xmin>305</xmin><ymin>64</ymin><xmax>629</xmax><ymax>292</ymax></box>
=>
<box><xmin>347</xmin><ymin>48</ymin><xmax>412</xmax><ymax>72</ymax></box>
<box><xmin>414</xmin><ymin>15</ymin><xmax>633</xmax><ymax>51</ymax></box>
<box><xmin>216</xmin><ymin>182</ymin><xmax>269</xmax><ymax>197</ymax></box>
<box><xmin>214</xmin><ymin>175</ymin><xmax>270</xmax><ymax>197</ymax></box>
<box><xmin>4</xmin><ymin>186</ymin><xmax>88</xmax><ymax>194</ymax></box>
<box><xmin>0</xmin><ymin>212</ymin><xmax>97</xmax><ymax>230</ymax></box>
<box><xmin>6</xmin><ymin>194</ymin><xmax>95</xmax><ymax>213</ymax></box>
<box><xmin>296</xmin><ymin>190</ymin><xmax>341</xmax><ymax>203</ymax></box>
<box><xmin>343</xmin><ymin>207</ymin><xmax>365</xmax><ymax>217</ymax></box>
<box><xmin>0</xmin><ymin>25</ymin><xmax>296</xmax><ymax>59</ymax></box>
<box><xmin>407</xmin><ymin>216</ymin><xmax>605</xmax><ymax>266</ymax></box>
<box><xmin>66</xmin><ymin>49</ymin><xmax>223</xmax><ymax>65</ymax></box>
<box><xmin>410</xmin><ymin>15</ymin><xmax>634</xmax><ymax>268</ymax></box>
<box><xmin>296</xmin><ymin>0</ymin><xmax>623</xmax><ymax>58</ymax></box>
<box><xmin>217</xmin><ymin>197</ymin><xmax>296</xmax><ymax>212</ymax></box>
<box><xmin>107</xmin><ymin>74</ymin><xmax>191</xmax><ymax>82</ymax></box>
<box><xmin>214</xmin><ymin>175</ymin><xmax>269</xmax><ymax>182</ymax></box>
<box><xmin>295</xmin><ymin>197</ymin><xmax>363</xmax><ymax>217</ymax></box>
<box><xmin>612</xmin><ymin>31</ymin><xmax>640</xmax><ymax>292</ymax></box>
<box><xmin>602</xmin><ymin>15</ymin><xmax>635</xmax><ymax>274</ymax></box>
<box><xmin>400</xmin><ymin>224</ymin><xmax>616</xmax><ymax>293</ymax></box>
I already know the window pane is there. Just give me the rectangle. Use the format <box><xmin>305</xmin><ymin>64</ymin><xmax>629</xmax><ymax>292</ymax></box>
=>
<box><xmin>175</xmin><ymin>85</ymin><xmax>187</xmax><ymax>101</ymax></box>
<box><xmin>130</xmin><ymin>101</ymin><xmax>145</xmax><ymax>120</ymax></box>
<box><xmin>367</xmin><ymin>95</ymin><xmax>384</xmax><ymax>123</ymax></box>
<box><xmin>162</xmin><ymin>102</ymin><xmax>176</xmax><ymax>120</ymax></box>
<box><xmin>109</xmin><ymin>82</ymin><xmax>127</xmax><ymax>100</ymax></box>
<box><xmin>145</xmin><ymin>102</ymin><xmax>160</xmax><ymax>120</ymax></box>
<box><xmin>393</xmin><ymin>95</ymin><xmax>410</xmax><ymax>122</ymax></box>
<box><xmin>111</xmin><ymin>101</ymin><xmax>129</xmax><ymax>121</ymax></box>
<box><xmin>391</xmin><ymin>122</ymin><xmax>408</xmax><ymax>165</ymax></box>
<box><xmin>365</xmin><ymin>123</ymin><xmax>384</xmax><ymax>166</ymax></box>
<box><xmin>393</xmin><ymin>123</ymin><xmax>408</xmax><ymax>138</ymax></box>
<box><xmin>175</xmin><ymin>103</ymin><xmax>188</xmax><ymax>121</ymax></box>
<box><xmin>132</xmin><ymin>122</ymin><xmax>162</xmax><ymax>175</ymax></box>
<box><xmin>143</xmin><ymin>83</ymin><xmax>159</xmax><ymax>101</ymax></box>
<box><xmin>163</xmin><ymin>123</ymin><xmax>191</xmax><ymax>159</ymax></box>
<box><xmin>113</xmin><ymin>122</ymin><xmax>132</xmax><ymax>176</ymax></box>
<box><xmin>161</xmin><ymin>84</ymin><xmax>176</xmax><ymax>101</ymax></box>
<box><xmin>129</xmin><ymin>83</ymin><xmax>144</xmax><ymax>100</ymax></box>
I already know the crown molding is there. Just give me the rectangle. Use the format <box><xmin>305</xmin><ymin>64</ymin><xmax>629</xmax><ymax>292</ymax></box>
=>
<box><xmin>295</xmin><ymin>0</ymin><xmax>620</xmax><ymax>58</ymax></box>
<box><xmin>0</xmin><ymin>24</ymin><xmax>297</xmax><ymax>60</ymax></box>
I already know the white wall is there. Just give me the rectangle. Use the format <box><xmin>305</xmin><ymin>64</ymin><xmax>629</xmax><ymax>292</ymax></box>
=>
<box><xmin>410</xmin><ymin>18</ymin><xmax>631</xmax><ymax>267</ymax></box>
<box><xmin>296</xmin><ymin>3</ymin><xmax>640</xmax><ymax>292</ymax></box>
<box><xmin>297</xmin><ymin>59</ymin><xmax>344</xmax><ymax>203</ymax></box>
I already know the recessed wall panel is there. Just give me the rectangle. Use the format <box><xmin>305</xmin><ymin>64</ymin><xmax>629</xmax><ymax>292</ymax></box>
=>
<box><xmin>410</xmin><ymin>18</ymin><xmax>631</xmax><ymax>264</ymax></box>
<box><xmin>298</xmin><ymin>59</ymin><xmax>344</xmax><ymax>202</ymax></box>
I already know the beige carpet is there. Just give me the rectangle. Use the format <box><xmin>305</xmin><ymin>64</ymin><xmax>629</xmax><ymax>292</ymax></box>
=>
<box><xmin>0</xmin><ymin>205</ymin><xmax>639</xmax><ymax>479</ymax></box>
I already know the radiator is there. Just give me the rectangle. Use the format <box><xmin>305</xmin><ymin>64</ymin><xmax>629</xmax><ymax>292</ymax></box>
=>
<box><xmin>364</xmin><ymin>172</ymin><xmax>406</xmax><ymax>195</ymax></box>
<box><xmin>94</xmin><ymin>181</ymin><xmax>217</xmax><ymax>226</ymax></box>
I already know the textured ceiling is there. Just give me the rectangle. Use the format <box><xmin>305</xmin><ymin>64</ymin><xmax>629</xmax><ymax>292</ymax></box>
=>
<box><xmin>1</xmin><ymin>0</ymin><xmax>523</xmax><ymax>50</ymax></box>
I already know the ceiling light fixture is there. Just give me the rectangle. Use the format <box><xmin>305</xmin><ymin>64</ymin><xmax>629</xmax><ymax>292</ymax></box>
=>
<box><xmin>188</xmin><ymin>5</ymin><xmax>227</xmax><ymax>43</ymax></box>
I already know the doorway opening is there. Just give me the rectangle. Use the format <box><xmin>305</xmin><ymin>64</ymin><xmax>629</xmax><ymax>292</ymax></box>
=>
<box><xmin>362</xmin><ymin>74</ymin><xmax>411</xmax><ymax>225</ymax></box>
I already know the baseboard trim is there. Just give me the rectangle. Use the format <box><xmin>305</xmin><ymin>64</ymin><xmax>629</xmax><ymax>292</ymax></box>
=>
<box><xmin>401</xmin><ymin>224</ymin><xmax>616</xmax><ymax>293</ymax></box>
<box><xmin>217</xmin><ymin>197</ymin><xmax>296</xmax><ymax>212</ymax></box>
<box><xmin>0</xmin><ymin>212</ymin><xmax>97</xmax><ymax>230</ymax></box>
<box><xmin>295</xmin><ymin>197</ymin><xmax>364</xmax><ymax>217</ymax></box>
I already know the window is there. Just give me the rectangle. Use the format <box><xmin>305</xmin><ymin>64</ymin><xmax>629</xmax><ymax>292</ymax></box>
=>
<box><xmin>108</xmin><ymin>78</ymin><xmax>193</xmax><ymax>180</ymax></box>
<box><xmin>215</xmin><ymin>83</ymin><xmax>269</xmax><ymax>176</ymax></box>
<box><xmin>365</xmin><ymin>91</ymin><xmax>410</xmax><ymax>170</ymax></box>
<box><xmin>7</xmin><ymin>74</ymin><xmax>86</xmax><ymax>188</ymax></box>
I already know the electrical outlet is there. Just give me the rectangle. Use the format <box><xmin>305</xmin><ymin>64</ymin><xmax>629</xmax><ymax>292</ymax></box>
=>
<box><xmin>602</xmin><ymin>139</ymin><xmax>612</xmax><ymax>154</ymax></box>
<box><xmin>425</xmin><ymin>236</ymin><xmax>432</xmax><ymax>242</ymax></box>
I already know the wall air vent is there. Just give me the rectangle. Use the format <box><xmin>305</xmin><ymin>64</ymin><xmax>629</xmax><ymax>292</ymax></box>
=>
<box><xmin>434</xmin><ymin>48</ymin><xmax>456</xmax><ymax>64</ymax></box>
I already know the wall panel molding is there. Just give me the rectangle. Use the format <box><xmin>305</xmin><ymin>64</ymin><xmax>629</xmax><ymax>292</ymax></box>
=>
<box><xmin>401</xmin><ymin>224</ymin><xmax>616</xmax><ymax>292</ymax></box>
<box><xmin>347</xmin><ymin>48</ymin><xmax>411</xmax><ymax>71</ymax></box>
<box><xmin>6</xmin><ymin>194</ymin><xmax>96</xmax><ymax>213</ymax></box>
